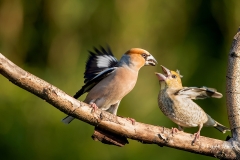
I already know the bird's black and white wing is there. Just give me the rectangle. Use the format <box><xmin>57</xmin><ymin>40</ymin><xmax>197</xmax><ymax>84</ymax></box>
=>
<box><xmin>84</xmin><ymin>46</ymin><xmax>118</xmax><ymax>83</ymax></box>
<box><xmin>175</xmin><ymin>86</ymin><xmax>223</xmax><ymax>99</ymax></box>
<box><xmin>74</xmin><ymin>46</ymin><xmax>118</xmax><ymax>99</ymax></box>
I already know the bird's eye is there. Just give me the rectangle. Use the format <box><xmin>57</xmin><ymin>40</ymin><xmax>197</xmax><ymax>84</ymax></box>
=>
<box><xmin>172</xmin><ymin>75</ymin><xmax>177</xmax><ymax>79</ymax></box>
<box><xmin>141</xmin><ymin>53</ymin><xmax>147</xmax><ymax>58</ymax></box>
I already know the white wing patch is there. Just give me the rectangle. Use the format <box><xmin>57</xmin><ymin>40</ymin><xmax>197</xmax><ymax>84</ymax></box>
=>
<box><xmin>97</xmin><ymin>55</ymin><xmax>115</xmax><ymax>68</ymax></box>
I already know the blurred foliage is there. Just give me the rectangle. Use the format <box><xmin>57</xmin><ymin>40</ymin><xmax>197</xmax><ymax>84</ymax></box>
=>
<box><xmin>0</xmin><ymin>0</ymin><xmax>239</xmax><ymax>159</ymax></box>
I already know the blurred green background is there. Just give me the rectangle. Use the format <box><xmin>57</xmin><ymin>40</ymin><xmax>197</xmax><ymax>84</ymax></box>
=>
<box><xmin>0</xmin><ymin>0</ymin><xmax>239</xmax><ymax>159</ymax></box>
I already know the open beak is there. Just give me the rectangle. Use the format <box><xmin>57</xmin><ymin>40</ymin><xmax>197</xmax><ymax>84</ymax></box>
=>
<box><xmin>145</xmin><ymin>54</ymin><xmax>158</xmax><ymax>66</ymax></box>
<box><xmin>161</xmin><ymin>65</ymin><xmax>171</xmax><ymax>77</ymax></box>
<box><xmin>155</xmin><ymin>65</ymin><xmax>171</xmax><ymax>81</ymax></box>
<box><xmin>155</xmin><ymin>72</ymin><xmax>166</xmax><ymax>81</ymax></box>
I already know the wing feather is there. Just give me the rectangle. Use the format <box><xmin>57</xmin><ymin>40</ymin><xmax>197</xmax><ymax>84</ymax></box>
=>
<box><xmin>175</xmin><ymin>86</ymin><xmax>222</xmax><ymax>99</ymax></box>
<box><xmin>74</xmin><ymin>46</ymin><xmax>118</xmax><ymax>98</ymax></box>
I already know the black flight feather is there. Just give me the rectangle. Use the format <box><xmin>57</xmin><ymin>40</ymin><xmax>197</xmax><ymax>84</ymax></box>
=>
<box><xmin>73</xmin><ymin>46</ymin><xmax>119</xmax><ymax>99</ymax></box>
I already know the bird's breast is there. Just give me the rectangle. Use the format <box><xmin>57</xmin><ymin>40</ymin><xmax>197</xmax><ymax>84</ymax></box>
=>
<box><xmin>85</xmin><ymin>67</ymin><xmax>138</xmax><ymax>109</ymax></box>
<box><xmin>158</xmin><ymin>89</ymin><xmax>208</xmax><ymax>127</ymax></box>
<box><xmin>158</xmin><ymin>90</ymin><xmax>175</xmax><ymax>117</ymax></box>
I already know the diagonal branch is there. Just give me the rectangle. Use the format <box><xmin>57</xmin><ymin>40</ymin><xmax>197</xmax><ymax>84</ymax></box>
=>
<box><xmin>0</xmin><ymin>54</ymin><xmax>235</xmax><ymax>159</ymax></box>
<box><xmin>2</xmin><ymin>26</ymin><xmax>240</xmax><ymax>159</ymax></box>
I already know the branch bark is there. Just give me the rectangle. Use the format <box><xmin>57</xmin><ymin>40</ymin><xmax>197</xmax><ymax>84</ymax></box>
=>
<box><xmin>226</xmin><ymin>27</ymin><xmax>240</xmax><ymax>159</ymax></box>
<box><xmin>1</xmin><ymin>28</ymin><xmax>240</xmax><ymax>159</ymax></box>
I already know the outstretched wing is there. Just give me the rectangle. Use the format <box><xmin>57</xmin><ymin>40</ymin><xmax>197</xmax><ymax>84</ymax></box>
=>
<box><xmin>84</xmin><ymin>46</ymin><xmax>118</xmax><ymax>83</ymax></box>
<box><xmin>175</xmin><ymin>86</ymin><xmax>223</xmax><ymax>99</ymax></box>
<box><xmin>74</xmin><ymin>46</ymin><xmax>119</xmax><ymax>99</ymax></box>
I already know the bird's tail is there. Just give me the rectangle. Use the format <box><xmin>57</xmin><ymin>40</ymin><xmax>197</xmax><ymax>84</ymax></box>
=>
<box><xmin>62</xmin><ymin>116</ymin><xmax>75</xmax><ymax>124</ymax></box>
<box><xmin>214</xmin><ymin>122</ymin><xmax>230</xmax><ymax>133</ymax></box>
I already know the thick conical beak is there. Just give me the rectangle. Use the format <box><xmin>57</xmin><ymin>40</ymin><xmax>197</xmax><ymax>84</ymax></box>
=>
<box><xmin>161</xmin><ymin>65</ymin><xmax>171</xmax><ymax>77</ymax></box>
<box><xmin>155</xmin><ymin>72</ymin><xmax>166</xmax><ymax>81</ymax></box>
<box><xmin>145</xmin><ymin>54</ymin><xmax>158</xmax><ymax>66</ymax></box>
<box><xmin>155</xmin><ymin>65</ymin><xmax>171</xmax><ymax>81</ymax></box>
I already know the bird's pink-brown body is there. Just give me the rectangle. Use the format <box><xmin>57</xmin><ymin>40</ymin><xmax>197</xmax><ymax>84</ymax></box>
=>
<box><xmin>62</xmin><ymin>47</ymin><xmax>157</xmax><ymax>123</ymax></box>
<box><xmin>85</xmin><ymin>65</ymin><xmax>139</xmax><ymax>114</ymax></box>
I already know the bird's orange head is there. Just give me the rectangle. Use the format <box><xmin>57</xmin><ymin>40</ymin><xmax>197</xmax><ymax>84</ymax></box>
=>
<box><xmin>119</xmin><ymin>48</ymin><xmax>157</xmax><ymax>70</ymax></box>
<box><xmin>155</xmin><ymin>65</ymin><xmax>183</xmax><ymax>90</ymax></box>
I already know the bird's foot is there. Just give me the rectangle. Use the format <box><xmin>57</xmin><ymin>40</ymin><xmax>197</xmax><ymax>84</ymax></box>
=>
<box><xmin>192</xmin><ymin>132</ymin><xmax>200</xmax><ymax>144</ymax></box>
<box><xmin>90</xmin><ymin>102</ymin><xmax>98</xmax><ymax>113</ymax></box>
<box><xmin>126</xmin><ymin>117</ymin><xmax>136</xmax><ymax>125</ymax></box>
<box><xmin>171</xmin><ymin>127</ymin><xmax>179</xmax><ymax>134</ymax></box>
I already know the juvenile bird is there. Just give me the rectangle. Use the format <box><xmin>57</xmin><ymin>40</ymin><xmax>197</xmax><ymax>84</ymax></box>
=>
<box><xmin>62</xmin><ymin>46</ymin><xmax>157</xmax><ymax>145</ymax></box>
<box><xmin>155</xmin><ymin>65</ymin><xmax>229</xmax><ymax>143</ymax></box>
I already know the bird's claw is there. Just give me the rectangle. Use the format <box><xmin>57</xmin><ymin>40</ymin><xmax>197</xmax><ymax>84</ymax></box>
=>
<box><xmin>90</xmin><ymin>102</ymin><xmax>98</xmax><ymax>113</ymax></box>
<box><xmin>171</xmin><ymin>127</ymin><xmax>179</xmax><ymax>134</ymax></box>
<box><xmin>192</xmin><ymin>132</ymin><xmax>200</xmax><ymax>144</ymax></box>
<box><xmin>126</xmin><ymin>117</ymin><xmax>136</xmax><ymax>125</ymax></box>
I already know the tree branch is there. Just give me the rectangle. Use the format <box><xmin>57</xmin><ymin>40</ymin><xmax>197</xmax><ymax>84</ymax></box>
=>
<box><xmin>1</xmin><ymin>28</ymin><xmax>240</xmax><ymax>159</ymax></box>
<box><xmin>226</xmin><ymin>27</ymin><xmax>240</xmax><ymax>159</ymax></box>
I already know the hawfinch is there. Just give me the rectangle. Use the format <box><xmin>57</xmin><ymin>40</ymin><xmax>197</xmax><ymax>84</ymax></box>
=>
<box><xmin>155</xmin><ymin>65</ymin><xmax>229</xmax><ymax>142</ymax></box>
<box><xmin>62</xmin><ymin>46</ymin><xmax>157</xmax><ymax>123</ymax></box>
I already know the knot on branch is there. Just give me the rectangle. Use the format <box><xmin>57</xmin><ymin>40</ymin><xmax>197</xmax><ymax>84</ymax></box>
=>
<box><xmin>227</xmin><ymin>137</ymin><xmax>240</xmax><ymax>160</ymax></box>
<box><xmin>230</xmin><ymin>52</ymin><xmax>240</xmax><ymax>58</ymax></box>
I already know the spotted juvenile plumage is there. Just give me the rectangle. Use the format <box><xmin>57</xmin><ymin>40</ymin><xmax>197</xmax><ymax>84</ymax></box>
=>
<box><xmin>155</xmin><ymin>65</ymin><xmax>229</xmax><ymax>142</ymax></box>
